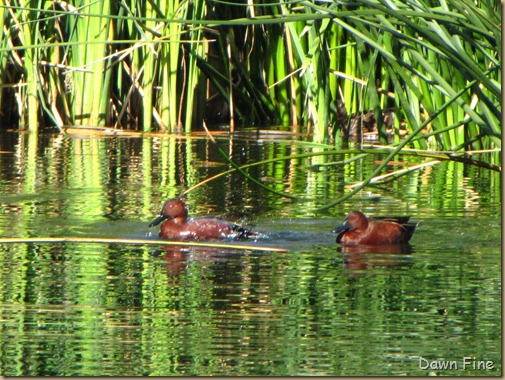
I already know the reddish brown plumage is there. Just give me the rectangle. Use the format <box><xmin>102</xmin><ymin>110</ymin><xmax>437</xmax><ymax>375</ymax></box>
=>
<box><xmin>334</xmin><ymin>211</ymin><xmax>417</xmax><ymax>246</ymax></box>
<box><xmin>149</xmin><ymin>198</ymin><xmax>254</xmax><ymax>241</ymax></box>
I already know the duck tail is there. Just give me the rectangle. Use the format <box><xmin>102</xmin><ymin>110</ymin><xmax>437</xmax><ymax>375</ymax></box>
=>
<box><xmin>232</xmin><ymin>224</ymin><xmax>257</xmax><ymax>239</ymax></box>
<box><xmin>401</xmin><ymin>222</ymin><xmax>418</xmax><ymax>242</ymax></box>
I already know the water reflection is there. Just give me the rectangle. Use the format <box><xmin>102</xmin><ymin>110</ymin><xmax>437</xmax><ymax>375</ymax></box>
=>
<box><xmin>338</xmin><ymin>244</ymin><xmax>413</xmax><ymax>272</ymax></box>
<box><xmin>150</xmin><ymin>245</ymin><xmax>250</xmax><ymax>276</ymax></box>
<box><xmin>0</xmin><ymin>132</ymin><xmax>501</xmax><ymax>376</ymax></box>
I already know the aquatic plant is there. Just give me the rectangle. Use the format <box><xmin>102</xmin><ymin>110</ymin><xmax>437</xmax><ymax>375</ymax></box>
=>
<box><xmin>0</xmin><ymin>0</ymin><xmax>500</xmax><ymax>151</ymax></box>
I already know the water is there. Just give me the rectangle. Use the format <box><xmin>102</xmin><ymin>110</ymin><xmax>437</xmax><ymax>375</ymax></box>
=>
<box><xmin>0</xmin><ymin>131</ymin><xmax>501</xmax><ymax>376</ymax></box>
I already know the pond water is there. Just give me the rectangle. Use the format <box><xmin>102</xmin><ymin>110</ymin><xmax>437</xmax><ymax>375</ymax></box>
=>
<box><xmin>0</xmin><ymin>130</ymin><xmax>501</xmax><ymax>376</ymax></box>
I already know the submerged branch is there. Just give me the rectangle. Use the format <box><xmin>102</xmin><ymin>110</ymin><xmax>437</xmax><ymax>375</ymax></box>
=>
<box><xmin>0</xmin><ymin>237</ymin><xmax>288</xmax><ymax>252</ymax></box>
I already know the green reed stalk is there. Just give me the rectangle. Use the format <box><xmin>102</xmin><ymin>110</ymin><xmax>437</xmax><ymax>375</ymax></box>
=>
<box><xmin>0</xmin><ymin>5</ymin><xmax>10</xmax><ymax>124</ymax></box>
<box><xmin>182</xmin><ymin>1</ymin><xmax>206</xmax><ymax>132</ymax></box>
<box><xmin>161</xmin><ymin>0</ymin><xmax>184</xmax><ymax>131</ymax></box>
<box><xmin>141</xmin><ymin>4</ymin><xmax>158</xmax><ymax>132</ymax></box>
<box><xmin>282</xmin><ymin>3</ymin><xmax>330</xmax><ymax>143</ymax></box>
<box><xmin>17</xmin><ymin>4</ymin><xmax>41</xmax><ymax>131</ymax></box>
<box><xmin>268</xmin><ymin>25</ymin><xmax>290</xmax><ymax>127</ymax></box>
<box><xmin>67</xmin><ymin>1</ymin><xmax>111</xmax><ymax>126</ymax></box>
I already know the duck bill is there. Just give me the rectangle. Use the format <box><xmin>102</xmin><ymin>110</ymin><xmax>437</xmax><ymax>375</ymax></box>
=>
<box><xmin>333</xmin><ymin>222</ymin><xmax>349</xmax><ymax>244</ymax></box>
<box><xmin>149</xmin><ymin>214</ymin><xmax>168</xmax><ymax>227</ymax></box>
<box><xmin>332</xmin><ymin>221</ymin><xmax>349</xmax><ymax>234</ymax></box>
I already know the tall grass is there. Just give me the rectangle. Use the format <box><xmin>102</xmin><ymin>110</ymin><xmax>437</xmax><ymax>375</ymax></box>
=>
<box><xmin>71</xmin><ymin>1</ymin><xmax>112</xmax><ymax>127</ymax></box>
<box><xmin>0</xmin><ymin>0</ymin><xmax>501</xmax><ymax>150</ymax></box>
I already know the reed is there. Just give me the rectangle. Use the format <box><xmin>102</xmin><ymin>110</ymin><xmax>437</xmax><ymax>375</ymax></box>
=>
<box><xmin>14</xmin><ymin>3</ymin><xmax>42</xmax><ymax>130</ymax></box>
<box><xmin>66</xmin><ymin>1</ymin><xmax>112</xmax><ymax>127</ymax></box>
<box><xmin>0</xmin><ymin>0</ymin><xmax>500</xmax><ymax>151</ymax></box>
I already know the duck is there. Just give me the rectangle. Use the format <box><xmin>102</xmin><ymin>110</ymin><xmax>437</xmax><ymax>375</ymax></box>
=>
<box><xmin>333</xmin><ymin>211</ymin><xmax>417</xmax><ymax>245</ymax></box>
<box><xmin>149</xmin><ymin>198</ymin><xmax>255</xmax><ymax>241</ymax></box>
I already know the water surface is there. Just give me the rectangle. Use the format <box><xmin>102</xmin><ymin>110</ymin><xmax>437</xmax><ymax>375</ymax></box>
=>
<box><xmin>0</xmin><ymin>131</ymin><xmax>501</xmax><ymax>376</ymax></box>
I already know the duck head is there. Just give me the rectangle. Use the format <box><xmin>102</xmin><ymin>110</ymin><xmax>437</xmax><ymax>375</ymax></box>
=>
<box><xmin>149</xmin><ymin>198</ymin><xmax>189</xmax><ymax>227</ymax></box>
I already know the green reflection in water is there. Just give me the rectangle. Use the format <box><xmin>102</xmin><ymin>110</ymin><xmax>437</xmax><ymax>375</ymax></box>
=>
<box><xmin>0</xmin><ymin>133</ymin><xmax>501</xmax><ymax>376</ymax></box>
